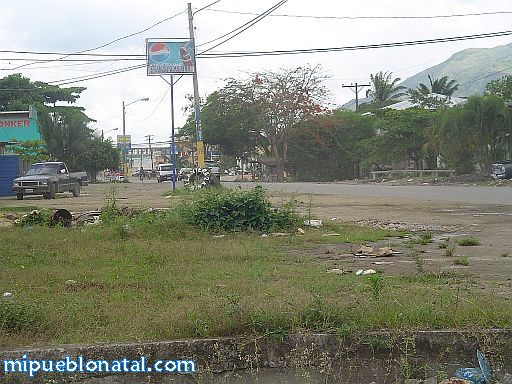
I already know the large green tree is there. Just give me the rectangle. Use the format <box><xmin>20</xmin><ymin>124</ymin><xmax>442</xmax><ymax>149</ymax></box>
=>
<box><xmin>182</xmin><ymin>87</ymin><xmax>264</xmax><ymax>159</ymax></box>
<box><xmin>0</xmin><ymin>74</ymin><xmax>94</xmax><ymax>169</ymax></box>
<box><xmin>0</xmin><ymin>74</ymin><xmax>85</xmax><ymax>111</ymax></box>
<box><xmin>244</xmin><ymin>66</ymin><xmax>329</xmax><ymax>181</ymax></box>
<box><xmin>486</xmin><ymin>75</ymin><xmax>512</xmax><ymax>101</ymax></box>
<box><xmin>364</xmin><ymin>109</ymin><xmax>439</xmax><ymax>170</ymax></box>
<box><xmin>38</xmin><ymin>107</ymin><xmax>94</xmax><ymax>169</ymax></box>
<box><xmin>408</xmin><ymin>75</ymin><xmax>460</xmax><ymax>109</ymax></box>
<box><xmin>437</xmin><ymin>95</ymin><xmax>511</xmax><ymax>173</ymax></box>
<box><xmin>74</xmin><ymin>137</ymin><xmax>121</xmax><ymax>180</ymax></box>
<box><xmin>365</xmin><ymin>71</ymin><xmax>406</xmax><ymax>107</ymax></box>
<box><xmin>415</xmin><ymin>75</ymin><xmax>459</xmax><ymax>96</ymax></box>
<box><xmin>288</xmin><ymin>111</ymin><xmax>375</xmax><ymax>180</ymax></box>
<box><xmin>183</xmin><ymin>66</ymin><xmax>329</xmax><ymax>181</ymax></box>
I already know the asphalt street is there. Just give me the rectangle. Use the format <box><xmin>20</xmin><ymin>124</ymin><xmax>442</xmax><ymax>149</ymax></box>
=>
<box><xmin>230</xmin><ymin>181</ymin><xmax>512</xmax><ymax>205</ymax></box>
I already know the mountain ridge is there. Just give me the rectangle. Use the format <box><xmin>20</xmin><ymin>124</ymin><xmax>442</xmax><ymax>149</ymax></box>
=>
<box><xmin>341</xmin><ymin>41</ymin><xmax>512</xmax><ymax>110</ymax></box>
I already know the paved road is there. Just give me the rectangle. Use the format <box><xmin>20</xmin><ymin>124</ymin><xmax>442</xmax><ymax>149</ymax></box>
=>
<box><xmin>230</xmin><ymin>181</ymin><xmax>512</xmax><ymax>205</ymax></box>
<box><xmin>1</xmin><ymin>179</ymin><xmax>511</xmax><ymax>208</ymax></box>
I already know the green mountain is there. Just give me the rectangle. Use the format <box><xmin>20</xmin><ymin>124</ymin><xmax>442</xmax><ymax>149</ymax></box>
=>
<box><xmin>399</xmin><ymin>42</ymin><xmax>512</xmax><ymax>96</ymax></box>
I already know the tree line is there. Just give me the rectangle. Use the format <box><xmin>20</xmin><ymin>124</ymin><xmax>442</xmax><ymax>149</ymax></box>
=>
<box><xmin>0</xmin><ymin>74</ymin><xmax>120</xmax><ymax>180</ymax></box>
<box><xmin>182</xmin><ymin>68</ymin><xmax>512</xmax><ymax>180</ymax></box>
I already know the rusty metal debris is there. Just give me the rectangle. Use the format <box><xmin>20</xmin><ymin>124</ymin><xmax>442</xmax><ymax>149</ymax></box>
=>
<box><xmin>49</xmin><ymin>209</ymin><xmax>73</xmax><ymax>227</ymax></box>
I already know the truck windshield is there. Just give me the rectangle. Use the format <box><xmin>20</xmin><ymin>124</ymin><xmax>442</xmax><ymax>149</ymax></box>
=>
<box><xmin>26</xmin><ymin>164</ymin><xmax>60</xmax><ymax>175</ymax></box>
<box><xmin>160</xmin><ymin>165</ymin><xmax>172</xmax><ymax>172</ymax></box>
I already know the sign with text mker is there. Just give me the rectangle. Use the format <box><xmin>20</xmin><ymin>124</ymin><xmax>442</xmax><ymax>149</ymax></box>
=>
<box><xmin>146</xmin><ymin>40</ymin><xmax>195</xmax><ymax>75</ymax></box>
<box><xmin>116</xmin><ymin>135</ymin><xmax>131</xmax><ymax>152</ymax></box>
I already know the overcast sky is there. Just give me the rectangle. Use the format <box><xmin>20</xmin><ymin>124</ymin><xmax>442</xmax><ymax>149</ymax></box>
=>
<box><xmin>1</xmin><ymin>0</ymin><xmax>511</xmax><ymax>146</ymax></box>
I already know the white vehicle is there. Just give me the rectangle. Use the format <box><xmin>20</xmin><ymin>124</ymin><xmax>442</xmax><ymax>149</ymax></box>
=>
<box><xmin>156</xmin><ymin>163</ymin><xmax>174</xmax><ymax>183</ymax></box>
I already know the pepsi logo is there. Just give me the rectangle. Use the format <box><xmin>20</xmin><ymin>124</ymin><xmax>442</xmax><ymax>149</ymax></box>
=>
<box><xmin>149</xmin><ymin>42</ymin><xmax>170</xmax><ymax>63</ymax></box>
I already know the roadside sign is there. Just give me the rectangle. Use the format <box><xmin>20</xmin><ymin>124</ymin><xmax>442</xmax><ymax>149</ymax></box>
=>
<box><xmin>146</xmin><ymin>40</ymin><xmax>195</xmax><ymax>75</ymax></box>
<box><xmin>117</xmin><ymin>135</ymin><xmax>131</xmax><ymax>151</ymax></box>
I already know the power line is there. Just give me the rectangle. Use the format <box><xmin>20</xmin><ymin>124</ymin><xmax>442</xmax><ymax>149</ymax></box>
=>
<box><xmin>193</xmin><ymin>0</ymin><xmax>222</xmax><ymax>15</ymax></box>
<box><xmin>199</xmin><ymin>30</ymin><xmax>512</xmax><ymax>58</ymax></box>
<box><xmin>205</xmin><ymin>8</ymin><xmax>512</xmax><ymax>20</ymax></box>
<box><xmin>9</xmin><ymin>10</ymin><xmax>187</xmax><ymax>72</ymax></box>
<box><xmin>0</xmin><ymin>57</ymin><xmax>143</xmax><ymax>62</ymax></box>
<box><xmin>0</xmin><ymin>50</ymin><xmax>141</xmax><ymax>57</ymax></box>
<box><xmin>198</xmin><ymin>0</ymin><xmax>287</xmax><ymax>54</ymax></box>
<box><xmin>197</xmin><ymin>0</ymin><xmax>287</xmax><ymax>48</ymax></box>
<box><xmin>51</xmin><ymin>64</ymin><xmax>146</xmax><ymax>86</ymax></box>
<box><xmin>11</xmin><ymin>29</ymin><xmax>512</xmax><ymax>87</ymax></box>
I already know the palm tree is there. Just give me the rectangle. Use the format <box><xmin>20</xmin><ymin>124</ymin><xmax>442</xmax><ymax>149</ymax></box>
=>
<box><xmin>367</xmin><ymin>71</ymin><xmax>406</xmax><ymax>104</ymax></box>
<box><xmin>416</xmin><ymin>75</ymin><xmax>459</xmax><ymax>96</ymax></box>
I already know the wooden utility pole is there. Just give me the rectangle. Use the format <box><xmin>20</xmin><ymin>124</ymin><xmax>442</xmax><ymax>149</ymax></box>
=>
<box><xmin>342</xmin><ymin>83</ymin><xmax>370</xmax><ymax>112</ymax></box>
<box><xmin>187</xmin><ymin>3</ymin><xmax>205</xmax><ymax>168</ymax></box>
<box><xmin>145</xmin><ymin>134</ymin><xmax>154</xmax><ymax>170</ymax></box>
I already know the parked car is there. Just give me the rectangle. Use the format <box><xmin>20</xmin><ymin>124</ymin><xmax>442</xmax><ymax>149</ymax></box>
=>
<box><xmin>12</xmin><ymin>162</ymin><xmax>88</xmax><ymax>200</ymax></box>
<box><xmin>491</xmin><ymin>160</ymin><xmax>512</xmax><ymax>179</ymax></box>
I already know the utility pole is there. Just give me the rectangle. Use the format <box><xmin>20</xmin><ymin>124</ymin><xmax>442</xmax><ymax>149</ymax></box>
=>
<box><xmin>145</xmin><ymin>135</ymin><xmax>154</xmax><ymax>170</ymax></box>
<box><xmin>122</xmin><ymin>101</ymin><xmax>126</xmax><ymax>175</ymax></box>
<box><xmin>342</xmin><ymin>83</ymin><xmax>370</xmax><ymax>113</ymax></box>
<box><xmin>187</xmin><ymin>3</ymin><xmax>205</xmax><ymax>168</ymax></box>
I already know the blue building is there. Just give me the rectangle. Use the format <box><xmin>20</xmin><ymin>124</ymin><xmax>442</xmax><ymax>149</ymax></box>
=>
<box><xmin>0</xmin><ymin>106</ymin><xmax>42</xmax><ymax>196</ymax></box>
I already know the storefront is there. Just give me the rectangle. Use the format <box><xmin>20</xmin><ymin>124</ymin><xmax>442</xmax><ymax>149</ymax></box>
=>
<box><xmin>0</xmin><ymin>106</ymin><xmax>41</xmax><ymax>196</ymax></box>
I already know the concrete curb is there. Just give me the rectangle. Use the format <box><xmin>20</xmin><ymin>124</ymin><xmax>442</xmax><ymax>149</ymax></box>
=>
<box><xmin>1</xmin><ymin>330</ymin><xmax>511</xmax><ymax>383</ymax></box>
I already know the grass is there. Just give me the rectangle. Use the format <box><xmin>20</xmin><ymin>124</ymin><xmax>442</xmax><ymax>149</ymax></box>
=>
<box><xmin>454</xmin><ymin>256</ymin><xmax>469</xmax><ymax>266</ymax></box>
<box><xmin>445</xmin><ymin>245</ymin><xmax>456</xmax><ymax>257</ymax></box>
<box><xmin>456</xmin><ymin>237</ymin><xmax>480</xmax><ymax>246</ymax></box>
<box><xmin>0</xmin><ymin>205</ymin><xmax>40</xmax><ymax>213</ymax></box>
<box><xmin>0</xmin><ymin>196</ymin><xmax>510</xmax><ymax>348</ymax></box>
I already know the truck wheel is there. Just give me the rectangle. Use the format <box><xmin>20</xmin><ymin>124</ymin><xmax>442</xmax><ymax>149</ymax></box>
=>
<box><xmin>72</xmin><ymin>182</ymin><xmax>80</xmax><ymax>197</ymax></box>
<box><xmin>16</xmin><ymin>193</ymin><xmax>24</xmax><ymax>200</ymax></box>
<box><xmin>49</xmin><ymin>183</ymin><xmax>56</xmax><ymax>199</ymax></box>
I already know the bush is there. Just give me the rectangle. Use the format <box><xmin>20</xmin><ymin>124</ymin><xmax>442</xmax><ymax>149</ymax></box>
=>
<box><xmin>17</xmin><ymin>210</ymin><xmax>51</xmax><ymax>227</ymax></box>
<box><xmin>181</xmin><ymin>186</ymin><xmax>301</xmax><ymax>231</ymax></box>
<box><xmin>456</xmin><ymin>237</ymin><xmax>480</xmax><ymax>246</ymax></box>
<box><xmin>0</xmin><ymin>300</ymin><xmax>40</xmax><ymax>333</ymax></box>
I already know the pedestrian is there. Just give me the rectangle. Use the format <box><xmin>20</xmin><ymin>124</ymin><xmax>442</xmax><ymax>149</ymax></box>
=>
<box><xmin>139</xmin><ymin>166</ymin><xmax>145</xmax><ymax>182</ymax></box>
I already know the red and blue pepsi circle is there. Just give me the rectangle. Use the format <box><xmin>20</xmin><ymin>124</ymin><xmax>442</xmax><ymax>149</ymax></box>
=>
<box><xmin>149</xmin><ymin>43</ymin><xmax>171</xmax><ymax>63</ymax></box>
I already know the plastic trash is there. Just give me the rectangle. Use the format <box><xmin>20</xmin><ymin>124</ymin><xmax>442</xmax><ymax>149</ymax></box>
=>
<box><xmin>355</xmin><ymin>269</ymin><xmax>376</xmax><ymax>276</ymax></box>
<box><xmin>2</xmin><ymin>292</ymin><xmax>12</xmax><ymax>298</ymax></box>
<box><xmin>455</xmin><ymin>349</ymin><xmax>492</xmax><ymax>384</ymax></box>
<box><xmin>303</xmin><ymin>219</ymin><xmax>322</xmax><ymax>228</ymax></box>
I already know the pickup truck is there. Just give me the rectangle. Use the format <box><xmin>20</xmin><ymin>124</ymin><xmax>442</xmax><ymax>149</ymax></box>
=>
<box><xmin>491</xmin><ymin>160</ymin><xmax>512</xmax><ymax>179</ymax></box>
<box><xmin>12</xmin><ymin>162</ymin><xmax>88</xmax><ymax>200</ymax></box>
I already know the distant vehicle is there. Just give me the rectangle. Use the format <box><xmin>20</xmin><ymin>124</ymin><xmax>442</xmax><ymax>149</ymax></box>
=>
<box><xmin>145</xmin><ymin>169</ymin><xmax>157</xmax><ymax>179</ymax></box>
<box><xmin>12</xmin><ymin>162</ymin><xmax>88</xmax><ymax>200</ymax></box>
<box><xmin>204</xmin><ymin>160</ymin><xmax>221</xmax><ymax>183</ymax></box>
<box><xmin>106</xmin><ymin>171</ymin><xmax>124</xmax><ymax>182</ymax></box>
<box><xmin>177</xmin><ymin>167</ymin><xmax>192</xmax><ymax>182</ymax></box>
<box><xmin>491</xmin><ymin>160</ymin><xmax>512</xmax><ymax>179</ymax></box>
<box><xmin>156</xmin><ymin>163</ymin><xmax>175</xmax><ymax>183</ymax></box>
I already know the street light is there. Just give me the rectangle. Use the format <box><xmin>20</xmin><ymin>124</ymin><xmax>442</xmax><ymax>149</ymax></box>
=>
<box><xmin>121</xmin><ymin>97</ymin><xmax>149</xmax><ymax>175</ymax></box>
<box><xmin>101</xmin><ymin>127</ymin><xmax>118</xmax><ymax>140</ymax></box>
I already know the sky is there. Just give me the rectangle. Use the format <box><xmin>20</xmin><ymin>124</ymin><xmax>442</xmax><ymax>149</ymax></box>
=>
<box><xmin>0</xmin><ymin>0</ymin><xmax>511</xmax><ymax>147</ymax></box>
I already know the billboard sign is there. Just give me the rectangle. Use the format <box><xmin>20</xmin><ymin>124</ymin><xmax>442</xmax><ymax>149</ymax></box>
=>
<box><xmin>117</xmin><ymin>135</ymin><xmax>131</xmax><ymax>152</ymax></box>
<box><xmin>146</xmin><ymin>40</ymin><xmax>195</xmax><ymax>75</ymax></box>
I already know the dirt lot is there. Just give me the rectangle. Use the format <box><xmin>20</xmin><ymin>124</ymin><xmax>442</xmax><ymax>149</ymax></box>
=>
<box><xmin>1</xmin><ymin>178</ymin><xmax>511</xmax><ymax>292</ymax></box>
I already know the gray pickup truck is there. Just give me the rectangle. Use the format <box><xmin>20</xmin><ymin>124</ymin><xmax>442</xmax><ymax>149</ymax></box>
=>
<box><xmin>12</xmin><ymin>162</ymin><xmax>88</xmax><ymax>200</ymax></box>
